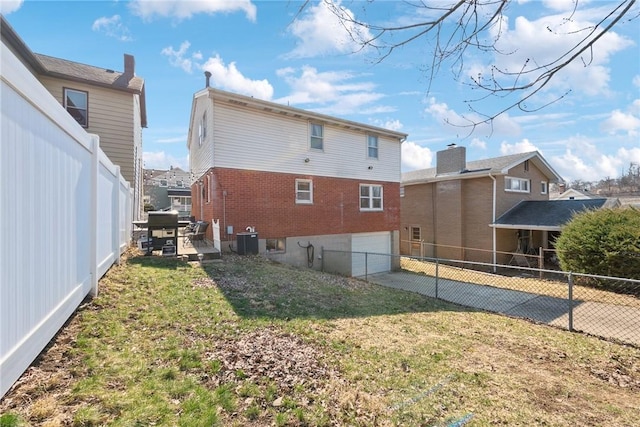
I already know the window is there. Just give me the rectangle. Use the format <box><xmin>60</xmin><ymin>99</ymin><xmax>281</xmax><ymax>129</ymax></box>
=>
<box><xmin>411</xmin><ymin>227</ymin><xmax>421</xmax><ymax>241</ymax></box>
<box><xmin>505</xmin><ymin>177</ymin><xmax>530</xmax><ymax>193</ymax></box>
<box><xmin>198</xmin><ymin>111</ymin><xmax>207</xmax><ymax>146</ymax></box>
<box><xmin>159</xmin><ymin>179</ymin><xmax>168</xmax><ymax>187</ymax></box>
<box><xmin>266</xmin><ymin>238</ymin><xmax>286</xmax><ymax>253</ymax></box>
<box><xmin>367</xmin><ymin>135</ymin><xmax>378</xmax><ymax>159</ymax></box>
<box><xmin>175</xmin><ymin>180</ymin><xmax>184</xmax><ymax>188</ymax></box>
<box><xmin>360</xmin><ymin>184</ymin><xmax>383</xmax><ymax>211</ymax></box>
<box><xmin>310</xmin><ymin>123</ymin><xmax>323</xmax><ymax>150</ymax></box>
<box><xmin>400</xmin><ymin>186</ymin><xmax>405</xmax><ymax>197</ymax></box>
<box><xmin>524</xmin><ymin>160</ymin><xmax>530</xmax><ymax>171</ymax></box>
<box><xmin>295</xmin><ymin>179</ymin><xmax>313</xmax><ymax>204</ymax></box>
<box><xmin>541</xmin><ymin>181</ymin><xmax>548</xmax><ymax>194</ymax></box>
<box><xmin>64</xmin><ymin>88</ymin><xmax>88</xmax><ymax>127</ymax></box>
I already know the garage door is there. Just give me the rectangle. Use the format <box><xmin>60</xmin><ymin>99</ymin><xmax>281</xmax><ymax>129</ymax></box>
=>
<box><xmin>352</xmin><ymin>232</ymin><xmax>391</xmax><ymax>277</ymax></box>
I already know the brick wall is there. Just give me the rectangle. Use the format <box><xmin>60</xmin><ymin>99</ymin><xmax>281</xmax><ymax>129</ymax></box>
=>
<box><xmin>192</xmin><ymin>167</ymin><xmax>400</xmax><ymax>241</ymax></box>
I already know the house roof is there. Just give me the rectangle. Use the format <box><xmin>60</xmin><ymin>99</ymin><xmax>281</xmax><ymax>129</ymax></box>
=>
<box><xmin>553</xmin><ymin>188</ymin><xmax>597</xmax><ymax>200</ymax></box>
<box><xmin>167</xmin><ymin>189</ymin><xmax>191</xmax><ymax>196</ymax></box>
<box><xmin>402</xmin><ymin>151</ymin><xmax>563</xmax><ymax>185</ymax></box>
<box><xmin>492</xmin><ymin>198</ymin><xmax>616</xmax><ymax>231</ymax></box>
<box><xmin>1</xmin><ymin>15</ymin><xmax>147</xmax><ymax>128</ymax></box>
<box><xmin>187</xmin><ymin>86</ymin><xmax>408</xmax><ymax>149</ymax></box>
<box><xmin>35</xmin><ymin>54</ymin><xmax>145</xmax><ymax>94</ymax></box>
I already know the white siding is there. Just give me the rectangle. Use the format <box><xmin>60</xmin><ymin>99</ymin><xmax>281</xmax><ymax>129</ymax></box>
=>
<box><xmin>188</xmin><ymin>94</ymin><xmax>213</xmax><ymax>181</ymax></box>
<box><xmin>208</xmin><ymin>98</ymin><xmax>402</xmax><ymax>182</ymax></box>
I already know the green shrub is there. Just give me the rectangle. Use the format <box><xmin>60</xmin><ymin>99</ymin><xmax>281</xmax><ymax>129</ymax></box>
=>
<box><xmin>555</xmin><ymin>207</ymin><xmax>640</xmax><ymax>280</ymax></box>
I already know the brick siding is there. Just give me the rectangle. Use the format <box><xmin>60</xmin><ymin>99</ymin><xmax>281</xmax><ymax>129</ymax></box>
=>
<box><xmin>192</xmin><ymin>167</ymin><xmax>400</xmax><ymax>240</ymax></box>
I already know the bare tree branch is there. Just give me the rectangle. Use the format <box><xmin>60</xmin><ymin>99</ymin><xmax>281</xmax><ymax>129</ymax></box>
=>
<box><xmin>300</xmin><ymin>0</ymin><xmax>637</xmax><ymax>132</ymax></box>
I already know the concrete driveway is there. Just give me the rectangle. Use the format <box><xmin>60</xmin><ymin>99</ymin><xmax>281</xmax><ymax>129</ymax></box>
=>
<box><xmin>367</xmin><ymin>271</ymin><xmax>640</xmax><ymax>346</ymax></box>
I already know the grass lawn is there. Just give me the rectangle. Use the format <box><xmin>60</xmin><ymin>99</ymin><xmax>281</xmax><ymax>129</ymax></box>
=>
<box><xmin>1</xmin><ymin>250</ymin><xmax>639</xmax><ymax>426</ymax></box>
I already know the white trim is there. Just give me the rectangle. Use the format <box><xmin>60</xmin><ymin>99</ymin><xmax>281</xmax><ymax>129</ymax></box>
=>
<box><xmin>359</xmin><ymin>184</ymin><xmax>383</xmax><ymax>211</ymax></box>
<box><xmin>295</xmin><ymin>178</ymin><xmax>313</xmax><ymax>204</ymax></box>
<box><xmin>505</xmin><ymin>176</ymin><xmax>530</xmax><ymax>193</ymax></box>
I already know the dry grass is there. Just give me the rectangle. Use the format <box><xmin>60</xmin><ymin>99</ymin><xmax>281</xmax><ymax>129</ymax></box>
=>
<box><xmin>1</xmin><ymin>252</ymin><xmax>639</xmax><ymax>426</ymax></box>
<box><xmin>401</xmin><ymin>257</ymin><xmax>640</xmax><ymax>307</ymax></box>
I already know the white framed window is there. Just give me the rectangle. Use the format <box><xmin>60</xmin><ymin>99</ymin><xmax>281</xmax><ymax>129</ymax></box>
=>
<box><xmin>411</xmin><ymin>227</ymin><xmax>421</xmax><ymax>241</ymax></box>
<box><xmin>295</xmin><ymin>179</ymin><xmax>313</xmax><ymax>204</ymax></box>
<box><xmin>505</xmin><ymin>177</ymin><xmax>530</xmax><ymax>193</ymax></box>
<box><xmin>310</xmin><ymin>123</ymin><xmax>323</xmax><ymax>150</ymax></box>
<box><xmin>159</xmin><ymin>179</ymin><xmax>168</xmax><ymax>187</ymax></box>
<box><xmin>360</xmin><ymin>184</ymin><xmax>383</xmax><ymax>211</ymax></box>
<box><xmin>367</xmin><ymin>135</ymin><xmax>378</xmax><ymax>159</ymax></box>
<box><xmin>400</xmin><ymin>186</ymin><xmax>405</xmax><ymax>197</ymax></box>
<box><xmin>266</xmin><ymin>238</ymin><xmax>286</xmax><ymax>253</ymax></box>
<box><xmin>175</xmin><ymin>180</ymin><xmax>184</xmax><ymax>188</ymax></box>
<box><xmin>63</xmin><ymin>88</ymin><xmax>88</xmax><ymax>127</ymax></box>
<box><xmin>199</xmin><ymin>111</ymin><xmax>207</xmax><ymax>146</ymax></box>
<box><xmin>541</xmin><ymin>181</ymin><xmax>548</xmax><ymax>194</ymax></box>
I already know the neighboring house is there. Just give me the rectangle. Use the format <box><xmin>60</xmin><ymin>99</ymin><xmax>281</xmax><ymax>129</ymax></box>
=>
<box><xmin>553</xmin><ymin>188</ymin><xmax>597</xmax><ymax>200</ymax></box>
<box><xmin>143</xmin><ymin>167</ymin><xmax>192</xmax><ymax>219</ymax></box>
<box><xmin>401</xmin><ymin>145</ymin><xmax>564</xmax><ymax>264</ymax></box>
<box><xmin>187</xmin><ymin>79</ymin><xmax>407</xmax><ymax>274</ymax></box>
<box><xmin>1</xmin><ymin>16</ymin><xmax>147</xmax><ymax>220</ymax></box>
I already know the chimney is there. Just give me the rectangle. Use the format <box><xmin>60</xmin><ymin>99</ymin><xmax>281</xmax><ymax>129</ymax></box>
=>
<box><xmin>204</xmin><ymin>71</ymin><xmax>212</xmax><ymax>88</ymax></box>
<box><xmin>436</xmin><ymin>144</ymin><xmax>466</xmax><ymax>175</ymax></box>
<box><xmin>124</xmin><ymin>54</ymin><xmax>135</xmax><ymax>76</ymax></box>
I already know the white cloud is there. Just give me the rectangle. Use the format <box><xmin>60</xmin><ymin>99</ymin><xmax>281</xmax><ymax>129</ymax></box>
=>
<box><xmin>0</xmin><ymin>0</ymin><xmax>23</xmax><ymax>14</ymax></box>
<box><xmin>129</xmin><ymin>0</ymin><xmax>256</xmax><ymax>22</ymax></box>
<box><xmin>469</xmin><ymin>138</ymin><xmax>487</xmax><ymax>150</ymax></box>
<box><xmin>548</xmin><ymin>136</ymin><xmax>634</xmax><ymax>182</ymax></box>
<box><xmin>286</xmin><ymin>0</ymin><xmax>373</xmax><ymax>58</ymax></box>
<box><xmin>425</xmin><ymin>97</ymin><xmax>521</xmax><ymax>137</ymax></box>
<box><xmin>161</xmin><ymin>41</ymin><xmax>200</xmax><ymax>73</ymax></box>
<box><xmin>485</xmin><ymin>7</ymin><xmax>635</xmax><ymax>100</ymax></box>
<box><xmin>143</xmin><ymin>151</ymin><xmax>188</xmax><ymax>171</ymax></box>
<box><xmin>500</xmin><ymin>138</ymin><xmax>540</xmax><ymax>155</ymax></box>
<box><xmin>202</xmin><ymin>55</ymin><xmax>273</xmax><ymax>100</ymax></box>
<box><xmin>634</xmin><ymin>75</ymin><xmax>640</xmax><ymax>88</ymax></box>
<box><xmin>274</xmin><ymin>65</ymin><xmax>390</xmax><ymax>116</ymax></box>
<box><xmin>401</xmin><ymin>141</ymin><xmax>433</xmax><ymax>172</ymax></box>
<box><xmin>600</xmin><ymin>108</ymin><xmax>640</xmax><ymax>138</ymax></box>
<box><xmin>92</xmin><ymin>15</ymin><xmax>132</xmax><ymax>42</ymax></box>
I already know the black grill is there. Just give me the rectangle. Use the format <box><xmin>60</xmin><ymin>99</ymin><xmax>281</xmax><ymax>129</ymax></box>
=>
<box><xmin>147</xmin><ymin>211</ymin><xmax>179</xmax><ymax>255</ymax></box>
<box><xmin>147</xmin><ymin>211</ymin><xmax>179</xmax><ymax>228</ymax></box>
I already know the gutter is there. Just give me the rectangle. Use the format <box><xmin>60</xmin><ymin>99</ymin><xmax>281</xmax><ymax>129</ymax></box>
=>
<box><xmin>490</xmin><ymin>174</ymin><xmax>497</xmax><ymax>272</ymax></box>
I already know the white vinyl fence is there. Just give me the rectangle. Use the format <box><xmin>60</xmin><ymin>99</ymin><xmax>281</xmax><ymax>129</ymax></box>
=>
<box><xmin>0</xmin><ymin>38</ymin><xmax>132</xmax><ymax>398</ymax></box>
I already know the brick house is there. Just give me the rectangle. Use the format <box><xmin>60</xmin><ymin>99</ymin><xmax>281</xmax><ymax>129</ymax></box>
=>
<box><xmin>1</xmin><ymin>16</ymin><xmax>147</xmax><ymax>219</ymax></box>
<box><xmin>187</xmin><ymin>80</ymin><xmax>407</xmax><ymax>274</ymax></box>
<box><xmin>401</xmin><ymin>145</ymin><xmax>563</xmax><ymax>264</ymax></box>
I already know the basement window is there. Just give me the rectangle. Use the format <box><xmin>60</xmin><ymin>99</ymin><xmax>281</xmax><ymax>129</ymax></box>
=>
<box><xmin>266</xmin><ymin>238</ymin><xmax>286</xmax><ymax>253</ymax></box>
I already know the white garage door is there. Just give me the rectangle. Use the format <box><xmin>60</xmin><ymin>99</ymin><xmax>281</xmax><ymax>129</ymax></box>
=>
<box><xmin>352</xmin><ymin>232</ymin><xmax>391</xmax><ymax>277</ymax></box>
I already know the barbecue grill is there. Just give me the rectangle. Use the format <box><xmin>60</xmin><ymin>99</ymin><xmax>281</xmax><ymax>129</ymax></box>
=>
<box><xmin>147</xmin><ymin>210</ymin><xmax>179</xmax><ymax>256</ymax></box>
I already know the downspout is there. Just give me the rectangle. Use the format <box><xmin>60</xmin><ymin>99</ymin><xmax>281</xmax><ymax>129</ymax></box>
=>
<box><xmin>489</xmin><ymin>174</ymin><xmax>497</xmax><ymax>272</ymax></box>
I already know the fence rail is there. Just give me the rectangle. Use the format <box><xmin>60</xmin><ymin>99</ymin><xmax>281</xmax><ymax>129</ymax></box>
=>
<box><xmin>322</xmin><ymin>249</ymin><xmax>640</xmax><ymax>346</ymax></box>
<box><xmin>1</xmin><ymin>41</ymin><xmax>131</xmax><ymax>397</ymax></box>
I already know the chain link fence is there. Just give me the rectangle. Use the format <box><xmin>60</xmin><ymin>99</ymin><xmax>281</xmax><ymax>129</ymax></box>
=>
<box><xmin>321</xmin><ymin>249</ymin><xmax>640</xmax><ymax>346</ymax></box>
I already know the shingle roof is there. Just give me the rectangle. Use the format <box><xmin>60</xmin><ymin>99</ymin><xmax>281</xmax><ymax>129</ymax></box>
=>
<box><xmin>493</xmin><ymin>199</ymin><xmax>610</xmax><ymax>230</ymax></box>
<box><xmin>35</xmin><ymin>53</ymin><xmax>144</xmax><ymax>93</ymax></box>
<box><xmin>402</xmin><ymin>151</ymin><xmax>563</xmax><ymax>184</ymax></box>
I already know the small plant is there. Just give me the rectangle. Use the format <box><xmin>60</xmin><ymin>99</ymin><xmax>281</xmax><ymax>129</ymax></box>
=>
<box><xmin>0</xmin><ymin>414</ymin><xmax>21</xmax><ymax>427</ymax></box>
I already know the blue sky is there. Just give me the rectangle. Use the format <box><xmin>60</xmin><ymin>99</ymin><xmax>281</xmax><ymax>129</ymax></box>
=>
<box><xmin>3</xmin><ymin>0</ymin><xmax>639</xmax><ymax>183</ymax></box>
